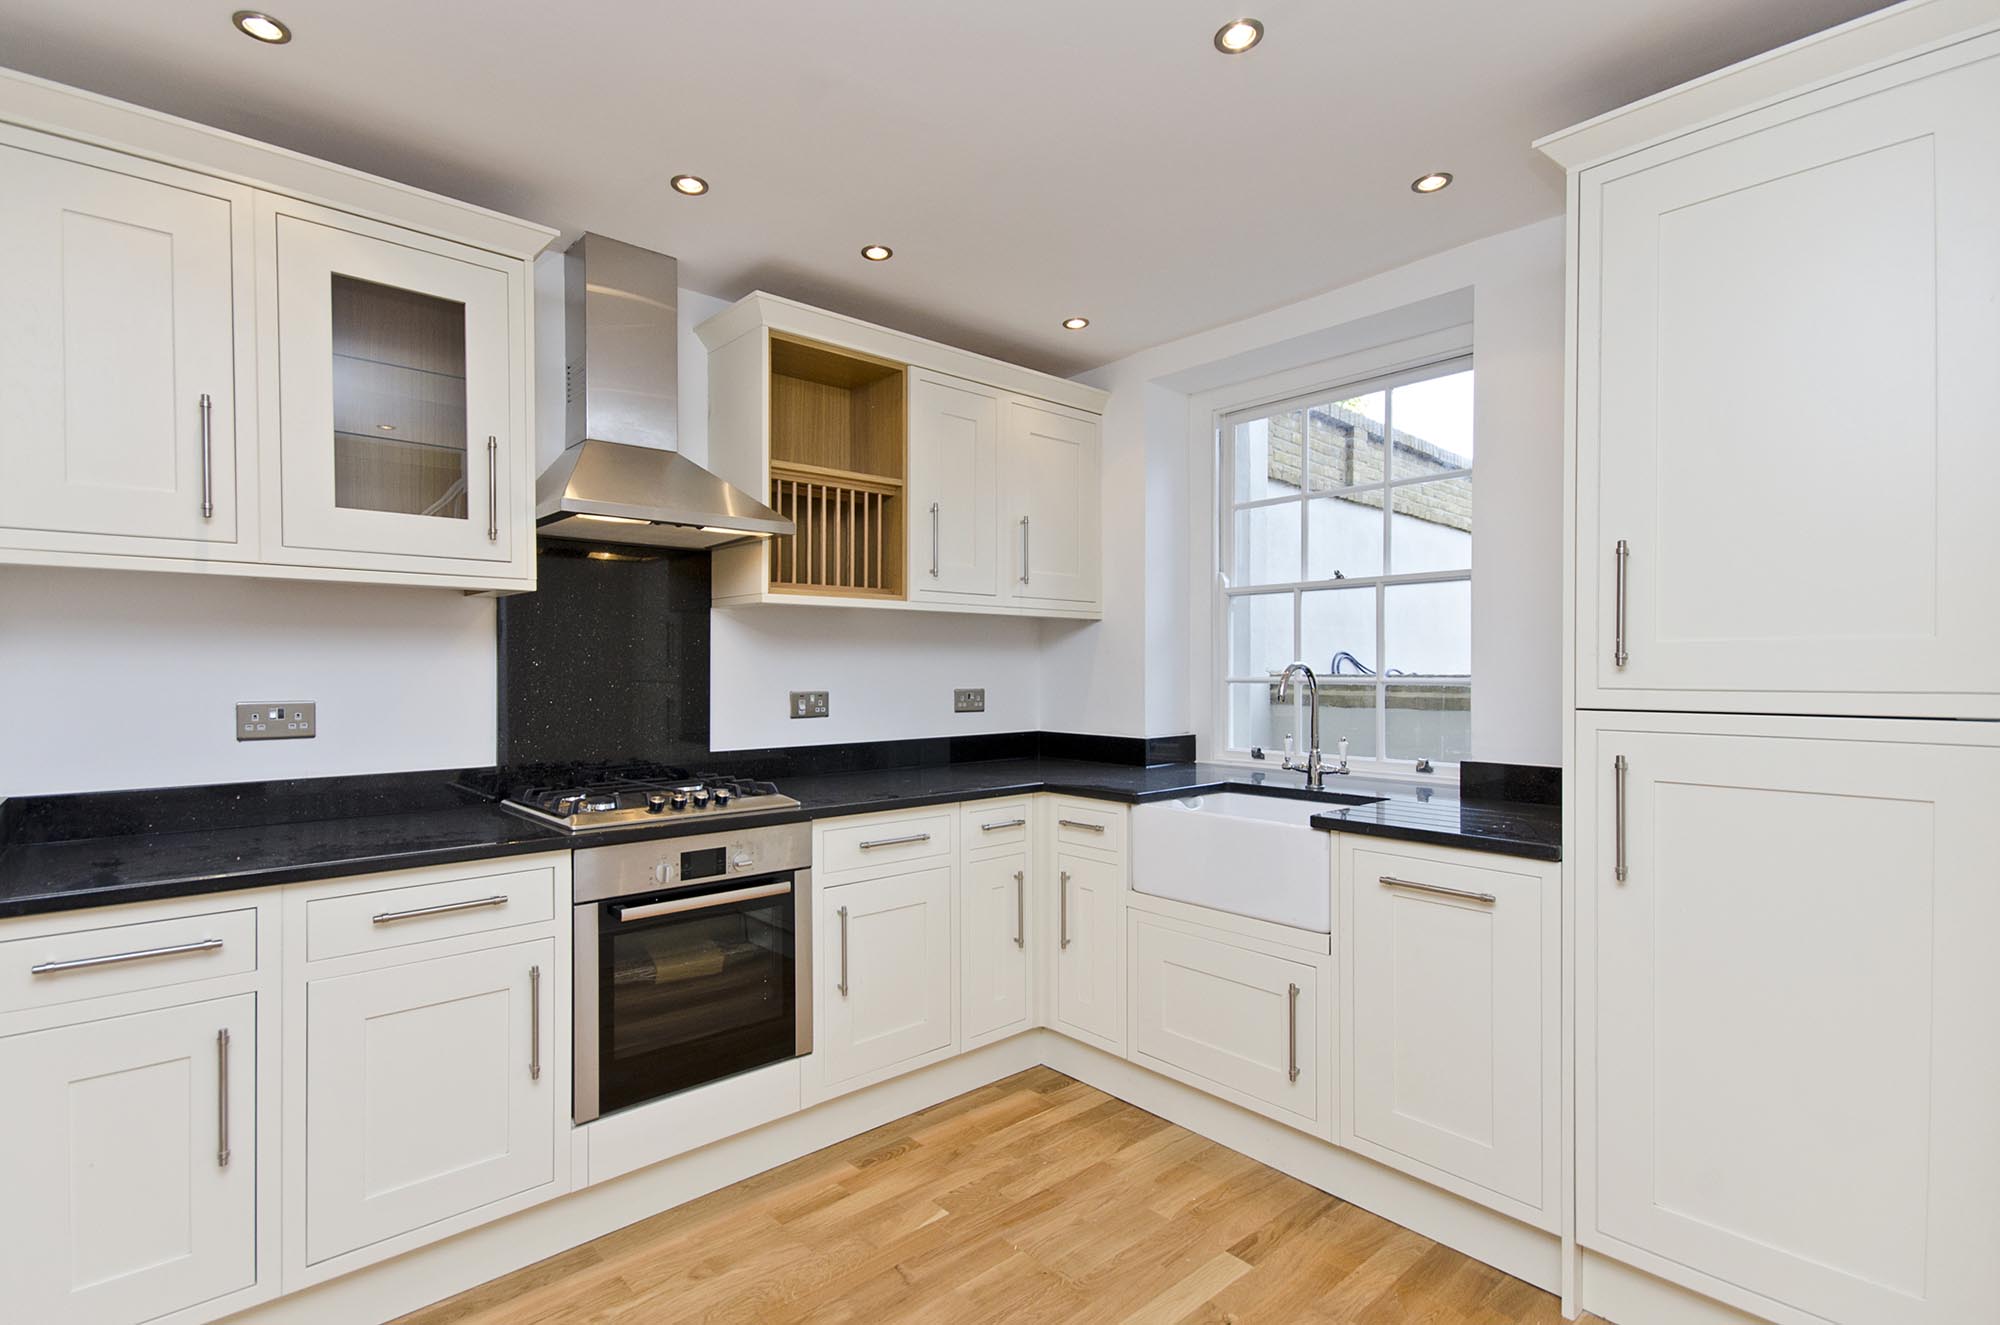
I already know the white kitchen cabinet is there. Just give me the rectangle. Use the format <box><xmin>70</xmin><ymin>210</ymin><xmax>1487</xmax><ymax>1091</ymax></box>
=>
<box><xmin>0</xmin><ymin>130</ymin><xmax>251</xmax><ymax>555</ymax></box>
<box><xmin>1000</xmin><ymin>398</ymin><xmax>1101</xmax><ymax>608</ymax></box>
<box><xmin>0</xmin><ymin>70</ymin><xmax>552</xmax><ymax>591</ymax></box>
<box><xmin>1051</xmin><ymin>850</ymin><xmax>1124</xmax><ymax>1053</ymax></box>
<box><xmin>1343</xmin><ymin>842</ymin><xmax>1557</xmax><ymax>1225</ymax></box>
<box><xmin>265</xmin><ymin>197</ymin><xmax>523</xmax><ymax>573</ymax></box>
<box><xmin>818</xmin><ymin>867</ymin><xmax>957</xmax><ymax>1094</ymax></box>
<box><xmin>1576</xmin><ymin>714</ymin><xmax>2000</xmax><ymax>1325</ymax></box>
<box><xmin>1130</xmin><ymin>911</ymin><xmax>1326</xmax><ymax>1136</ymax></box>
<box><xmin>1570</xmin><ymin>33</ymin><xmax>2000</xmax><ymax>718</ymax></box>
<box><xmin>303</xmin><ymin>937</ymin><xmax>557</xmax><ymax>1265</ymax></box>
<box><xmin>700</xmin><ymin>292</ymin><xmax>1105</xmax><ymax>619</ymax></box>
<box><xmin>908</xmin><ymin>372</ymin><xmax>1000</xmax><ymax>601</ymax></box>
<box><xmin>961</xmin><ymin>850</ymin><xmax>1031</xmax><ymax>1047</ymax></box>
<box><xmin>0</xmin><ymin>993</ymin><xmax>257</xmax><ymax>1325</ymax></box>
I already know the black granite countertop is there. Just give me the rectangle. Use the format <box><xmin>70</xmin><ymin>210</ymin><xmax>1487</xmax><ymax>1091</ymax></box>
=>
<box><xmin>0</xmin><ymin>759</ymin><xmax>1557</xmax><ymax>920</ymax></box>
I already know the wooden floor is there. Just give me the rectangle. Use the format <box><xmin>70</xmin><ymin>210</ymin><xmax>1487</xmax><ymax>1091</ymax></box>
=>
<box><xmin>399</xmin><ymin>1068</ymin><xmax>1602</xmax><ymax>1324</ymax></box>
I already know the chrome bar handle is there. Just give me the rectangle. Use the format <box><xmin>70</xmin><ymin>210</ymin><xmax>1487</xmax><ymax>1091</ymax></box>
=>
<box><xmin>199</xmin><ymin>393</ymin><xmax>215</xmax><ymax>519</ymax></box>
<box><xmin>1379</xmin><ymin>875</ymin><xmax>1497</xmax><ymax>905</ymax></box>
<box><xmin>1286</xmin><ymin>983</ymin><xmax>1300</xmax><ymax>1084</ymax></box>
<box><xmin>1614</xmin><ymin>754</ymin><xmax>1629</xmax><ymax>883</ymax></box>
<box><xmin>1058</xmin><ymin>818</ymin><xmax>1106</xmax><ymax>833</ymax></box>
<box><xmin>1613</xmin><ymin>539</ymin><xmax>1630</xmax><ymax>668</ymax></box>
<box><xmin>1014</xmin><ymin>870</ymin><xmax>1026</xmax><ymax>949</ymax></box>
<box><xmin>859</xmin><ymin>832</ymin><xmax>930</xmax><ymax>850</ymax></box>
<box><xmin>614</xmin><ymin>881</ymin><xmax>791</xmax><ymax>923</ymax></box>
<box><xmin>1019</xmin><ymin>515</ymin><xmax>1031</xmax><ymax>584</ymax></box>
<box><xmin>1059</xmin><ymin>870</ymin><xmax>1071</xmax><ymax>949</ymax></box>
<box><xmin>929</xmin><ymin>502</ymin><xmax>940</xmax><ymax>578</ymax></box>
<box><xmin>836</xmin><ymin>905</ymin><xmax>850</xmax><ymax>996</ymax></box>
<box><xmin>528</xmin><ymin>964</ymin><xmax>542</xmax><ymax>1081</ymax></box>
<box><xmin>31</xmin><ymin>936</ymin><xmax>223</xmax><ymax>976</ymax></box>
<box><xmin>372</xmin><ymin>894</ymin><xmax>508</xmax><ymax>925</ymax></box>
<box><xmin>486</xmin><ymin>437</ymin><xmax>499</xmax><ymax>542</ymax></box>
<box><xmin>981</xmin><ymin>818</ymin><xmax>1027</xmax><ymax>832</ymax></box>
<box><xmin>216</xmin><ymin>1027</ymin><xmax>231</xmax><ymax>1167</ymax></box>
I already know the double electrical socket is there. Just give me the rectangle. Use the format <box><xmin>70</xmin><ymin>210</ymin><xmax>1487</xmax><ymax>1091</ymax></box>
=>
<box><xmin>790</xmin><ymin>690</ymin><xmax>830</xmax><ymax>719</ymax></box>
<box><xmin>236</xmin><ymin>701</ymin><xmax>316</xmax><ymax>740</ymax></box>
<box><xmin>954</xmin><ymin>688</ymin><xmax>986</xmax><ymax>713</ymax></box>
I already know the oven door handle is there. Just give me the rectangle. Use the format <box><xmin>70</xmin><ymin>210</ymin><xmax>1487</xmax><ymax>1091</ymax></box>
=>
<box><xmin>612</xmin><ymin>880</ymin><xmax>792</xmax><ymax>922</ymax></box>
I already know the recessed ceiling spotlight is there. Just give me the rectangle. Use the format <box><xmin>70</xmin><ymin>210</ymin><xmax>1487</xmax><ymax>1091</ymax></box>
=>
<box><xmin>1411</xmin><ymin>171</ymin><xmax>1454</xmax><ymax>194</ymax></box>
<box><xmin>860</xmin><ymin>244</ymin><xmax>893</xmax><ymax>262</ymax></box>
<box><xmin>1062</xmin><ymin>317</ymin><xmax>1090</xmax><ymax>331</ymax></box>
<box><xmin>1213</xmin><ymin>18</ymin><xmax>1264</xmax><ymax>54</ymax></box>
<box><xmin>669</xmin><ymin>174</ymin><xmax>709</xmax><ymax>196</ymax></box>
<box><xmin>231</xmin><ymin>11</ymin><xmax>291</xmax><ymax>43</ymax></box>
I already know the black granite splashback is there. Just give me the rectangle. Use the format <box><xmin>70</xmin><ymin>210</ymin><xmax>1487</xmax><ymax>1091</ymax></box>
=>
<box><xmin>496</xmin><ymin>540</ymin><xmax>712</xmax><ymax>767</ymax></box>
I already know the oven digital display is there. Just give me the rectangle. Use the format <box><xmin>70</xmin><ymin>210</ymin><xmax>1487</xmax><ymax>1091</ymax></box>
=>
<box><xmin>679</xmin><ymin>846</ymin><xmax>729</xmax><ymax>880</ymax></box>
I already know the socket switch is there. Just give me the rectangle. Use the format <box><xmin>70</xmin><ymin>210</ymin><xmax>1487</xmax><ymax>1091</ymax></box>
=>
<box><xmin>237</xmin><ymin>701</ymin><xmax>316</xmax><ymax>741</ymax></box>
<box><xmin>790</xmin><ymin>690</ymin><xmax>830</xmax><ymax>719</ymax></box>
<box><xmin>954</xmin><ymin>688</ymin><xmax>986</xmax><ymax>714</ymax></box>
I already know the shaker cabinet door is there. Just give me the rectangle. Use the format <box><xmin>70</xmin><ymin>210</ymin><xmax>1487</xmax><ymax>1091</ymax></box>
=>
<box><xmin>819</xmin><ymin>868</ymin><xmax>956</xmax><ymax>1089</ymax></box>
<box><xmin>1578</xmin><ymin>715</ymin><xmax>2000</xmax><ymax>1324</ymax></box>
<box><xmin>908</xmin><ymin>372</ymin><xmax>1000</xmax><ymax>600</ymax></box>
<box><xmin>961</xmin><ymin>850</ymin><xmax>1031</xmax><ymax>1045</ymax></box>
<box><xmin>1576</xmin><ymin>42</ymin><xmax>2000</xmax><ymax>715</ymax></box>
<box><xmin>0</xmin><ymin>138</ymin><xmax>247</xmax><ymax>548</ymax></box>
<box><xmin>270</xmin><ymin>203</ymin><xmax>518</xmax><ymax>568</ymax></box>
<box><xmin>1001</xmin><ymin>399</ymin><xmax>1100</xmax><ymax>607</ymax></box>
<box><xmin>0</xmin><ymin>994</ymin><xmax>257</xmax><ymax>1325</ymax></box>
<box><xmin>304</xmin><ymin>939</ymin><xmax>555</xmax><ymax>1264</ymax></box>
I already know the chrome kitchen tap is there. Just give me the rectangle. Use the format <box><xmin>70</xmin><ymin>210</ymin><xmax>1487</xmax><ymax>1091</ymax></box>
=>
<box><xmin>1277</xmin><ymin>661</ymin><xmax>1347</xmax><ymax>789</ymax></box>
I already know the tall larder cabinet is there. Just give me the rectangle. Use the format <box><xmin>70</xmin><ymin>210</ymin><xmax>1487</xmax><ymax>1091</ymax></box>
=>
<box><xmin>1541</xmin><ymin>6</ymin><xmax>2000</xmax><ymax>1324</ymax></box>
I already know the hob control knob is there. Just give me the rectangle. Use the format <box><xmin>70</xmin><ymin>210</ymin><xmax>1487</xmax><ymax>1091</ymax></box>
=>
<box><xmin>692</xmin><ymin>787</ymin><xmax>711</xmax><ymax>805</ymax></box>
<box><xmin>645</xmin><ymin>792</ymin><xmax>670</xmax><ymax>814</ymax></box>
<box><xmin>712</xmin><ymin>786</ymin><xmax>734</xmax><ymax>804</ymax></box>
<box><xmin>669</xmin><ymin>790</ymin><xmax>689</xmax><ymax>810</ymax></box>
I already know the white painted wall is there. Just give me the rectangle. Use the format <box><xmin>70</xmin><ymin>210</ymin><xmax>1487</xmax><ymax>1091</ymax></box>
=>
<box><xmin>1053</xmin><ymin>218</ymin><xmax>1565</xmax><ymax>766</ymax></box>
<box><xmin>0</xmin><ymin>567</ymin><xmax>496</xmax><ymax>797</ymax></box>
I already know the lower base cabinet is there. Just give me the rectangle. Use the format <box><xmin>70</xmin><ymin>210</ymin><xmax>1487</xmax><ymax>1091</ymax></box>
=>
<box><xmin>1130</xmin><ymin>911</ymin><xmax>1327</xmax><ymax>1136</ymax></box>
<box><xmin>0</xmin><ymin>993</ymin><xmax>257</xmax><ymax>1325</ymax></box>
<box><xmin>304</xmin><ymin>939</ymin><xmax>556</xmax><ymax>1264</ymax></box>
<box><xmin>819</xmin><ymin>866</ymin><xmax>957</xmax><ymax>1091</ymax></box>
<box><xmin>1343</xmin><ymin>843</ymin><xmax>1557</xmax><ymax>1223</ymax></box>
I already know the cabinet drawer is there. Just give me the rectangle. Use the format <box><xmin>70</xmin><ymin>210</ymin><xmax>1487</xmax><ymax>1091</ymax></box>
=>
<box><xmin>0</xmin><ymin>907</ymin><xmax>257</xmax><ymax>1013</ymax></box>
<box><xmin>962</xmin><ymin>799</ymin><xmax>1031</xmax><ymax>851</ymax></box>
<box><xmin>818</xmin><ymin>811</ymin><xmax>954</xmax><ymax>876</ymax></box>
<box><xmin>305</xmin><ymin>862</ymin><xmax>556</xmax><ymax>962</ymax></box>
<box><xmin>1051</xmin><ymin>798</ymin><xmax>1126</xmax><ymax>855</ymax></box>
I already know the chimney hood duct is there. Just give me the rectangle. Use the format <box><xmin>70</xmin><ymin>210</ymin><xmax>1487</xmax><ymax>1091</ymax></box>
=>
<box><xmin>535</xmin><ymin>233</ymin><xmax>791</xmax><ymax>549</ymax></box>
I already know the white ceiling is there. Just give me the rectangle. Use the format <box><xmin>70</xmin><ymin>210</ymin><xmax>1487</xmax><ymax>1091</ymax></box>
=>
<box><xmin>0</xmin><ymin>0</ymin><xmax>1893</xmax><ymax>374</ymax></box>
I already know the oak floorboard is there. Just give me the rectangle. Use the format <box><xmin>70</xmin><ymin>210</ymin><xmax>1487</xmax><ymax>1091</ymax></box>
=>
<box><xmin>395</xmin><ymin>1070</ymin><xmax>1608</xmax><ymax>1325</ymax></box>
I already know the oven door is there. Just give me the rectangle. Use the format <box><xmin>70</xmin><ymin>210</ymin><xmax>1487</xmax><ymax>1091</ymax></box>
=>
<box><xmin>574</xmin><ymin>868</ymin><xmax>811</xmax><ymax>1123</ymax></box>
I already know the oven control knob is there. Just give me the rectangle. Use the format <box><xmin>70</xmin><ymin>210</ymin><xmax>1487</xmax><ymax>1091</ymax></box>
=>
<box><xmin>654</xmin><ymin>860</ymin><xmax>677</xmax><ymax>886</ymax></box>
<box><xmin>731</xmin><ymin>849</ymin><xmax>756</xmax><ymax>873</ymax></box>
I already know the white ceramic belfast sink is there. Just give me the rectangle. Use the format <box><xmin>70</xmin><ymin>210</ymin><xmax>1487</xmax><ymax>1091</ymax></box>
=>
<box><xmin>1131</xmin><ymin>793</ymin><xmax>1344</xmax><ymax>931</ymax></box>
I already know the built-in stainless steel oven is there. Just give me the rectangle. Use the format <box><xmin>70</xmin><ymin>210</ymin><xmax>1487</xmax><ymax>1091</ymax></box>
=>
<box><xmin>572</xmin><ymin>821</ymin><xmax>811</xmax><ymax>1123</ymax></box>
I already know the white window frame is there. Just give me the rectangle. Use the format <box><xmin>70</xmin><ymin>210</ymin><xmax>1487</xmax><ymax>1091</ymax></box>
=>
<box><xmin>1212</xmin><ymin>353</ymin><xmax>1473</xmax><ymax>773</ymax></box>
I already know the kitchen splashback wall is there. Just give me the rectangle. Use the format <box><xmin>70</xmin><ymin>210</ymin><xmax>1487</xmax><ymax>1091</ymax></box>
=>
<box><xmin>496</xmin><ymin>541</ymin><xmax>711</xmax><ymax>767</ymax></box>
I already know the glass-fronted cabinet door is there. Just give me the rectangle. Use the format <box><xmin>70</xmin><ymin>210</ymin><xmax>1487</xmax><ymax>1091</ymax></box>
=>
<box><xmin>270</xmin><ymin>202</ymin><xmax>515</xmax><ymax>566</ymax></box>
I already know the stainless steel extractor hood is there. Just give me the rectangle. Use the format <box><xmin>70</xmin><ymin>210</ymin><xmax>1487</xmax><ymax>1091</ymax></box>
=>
<box><xmin>535</xmin><ymin>234</ymin><xmax>791</xmax><ymax>549</ymax></box>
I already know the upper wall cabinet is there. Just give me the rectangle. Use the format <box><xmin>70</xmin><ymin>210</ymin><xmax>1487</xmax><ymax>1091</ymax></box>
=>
<box><xmin>700</xmin><ymin>293</ymin><xmax>1107</xmax><ymax>620</ymax></box>
<box><xmin>1553</xmin><ymin>32</ymin><xmax>2000</xmax><ymax>717</ymax></box>
<box><xmin>0</xmin><ymin>71</ymin><xmax>553</xmax><ymax>592</ymax></box>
